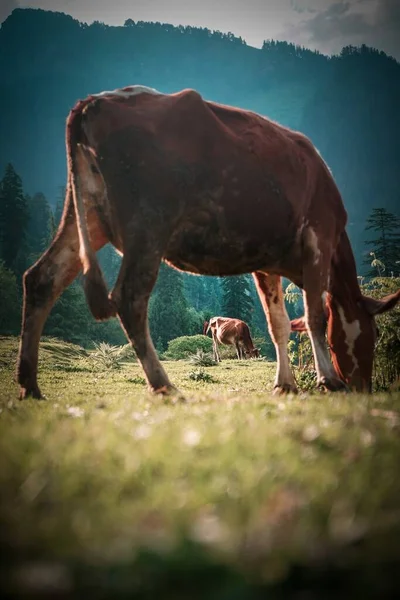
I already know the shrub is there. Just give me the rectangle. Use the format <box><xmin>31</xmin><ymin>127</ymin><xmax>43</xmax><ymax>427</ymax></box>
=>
<box><xmin>361</xmin><ymin>277</ymin><xmax>400</xmax><ymax>390</ymax></box>
<box><xmin>126</xmin><ymin>376</ymin><xmax>146</xmax><ymax>385</ymax></box>
<box><xmin>188</xmin><ymin>368</ymin><xmax>216</xmax><ymax>383</ymax></box>
<box><xmin>0</xmin><ymin>261</ymin><xmax>21</xmax><ymax>335</ymax></box>
<box><xmin>163</xmin><ymin>335</ymin><xmax>213</xmax><ymax>360</ymax></box>
<box><xmin>295</xmin><ymin>368</ymin><xmax>317</xmax><ymax>391</ymax></box>
<box><xmin>218</xmin><ymin>345</ymin><xmax>238</xmax><ymax>360</ymax></box>
<box><xmin>289</xmin><ymin>331</ymin><xmax>316</xmax><ymax>391</ymax></box>
<box><xmin>288</xmin><ymin>333</ymin><xmax>313</xmax><ymax>371</ymax></box>
<box><xmin>118</xmin><ymin>344</ymin><xmax>137</xmax><ymax>362</ymax></box>
<box><xmin>188</xmin><ymin>349</ymin><xmax>217</xmax><ymax>367</ymax></box>
<box><xmin>88</xmin><ymin>342</ymin><xmax>128</xmax><ymax>370</ymax></box>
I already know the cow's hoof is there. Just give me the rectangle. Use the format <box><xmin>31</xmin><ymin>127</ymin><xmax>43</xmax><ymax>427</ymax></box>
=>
<box><xmin>273</xmin><ymin>383</ymin><xmax>298</xmax><ymax>396</ymax></box>
<box><xmin>19</xmin><ymin>385</ymin><xmax>43</xmax><ymax>400</ymax></box>
<box><xmin>153</xmin><ymin>385</ymin><xmax>186</xmax><ymax>403</ymax></box>
<box><xmin>317</xmin><ymin>377</ymin><xmax>349</xmax><ymax>393</ymax></box>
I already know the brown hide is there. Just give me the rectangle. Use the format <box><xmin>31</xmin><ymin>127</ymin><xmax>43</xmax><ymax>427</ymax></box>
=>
<box><xmin>207</xmin><ymin>317</ymin><xmax>259</xmax><ymax>359</ymax></box>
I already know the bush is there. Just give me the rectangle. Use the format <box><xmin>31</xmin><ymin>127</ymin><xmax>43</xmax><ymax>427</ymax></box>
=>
<box><xmin>288</xmin><ymin>333</ymin><xmax>313</xmax><ymax>370</ymax></box>
<box><xmin>361</xmin><ymin>277</ymin><xmax>400</xmax><ymax>390</ymax></box>
<box><xmin>289</xmin><ymin>330</ymin><xmax>316</xmax><ymax>391</ymax></box>
<box><xmin>188</xmin><ymin>367</ymin><xmax>216</xmax><ymax>383</ymax></box>
<box><xmin>188</xmin><ymin>349</ymin><xmax>217</xmax><ymax>367</ymax></box>
<box><xmin>295</xmin><ymin>368</ymin><xmax>317</xmax><ymax>391</ymax></box>
<box><xmin>0</xmin><ymin>261</ymin><xmax>21</xmax><ymax>334</ymax></box>
<box><xmin>118</xmin><ymin>344</ymin><xmax>137</xmax><ymax>362</ymax></box>
<box><xmin>87</xmin><ymin>342</ymin><xmax>129</xmax><ymax>371</ymax></box>
<box><xmin>218</xmin><ymin>344</ymin><xmax>238</xmax><ymax>360</ymax></box>
<box><xmin>163</xmin><ymin>335</ymin><xmax>213</xmax><ymax>360</ymax></box>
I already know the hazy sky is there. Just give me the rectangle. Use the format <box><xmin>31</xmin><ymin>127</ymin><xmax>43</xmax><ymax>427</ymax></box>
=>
<box><xmin>1</xmin><ymin>0</ymin><xmax>400</xmax><ymax>60</ymax></box>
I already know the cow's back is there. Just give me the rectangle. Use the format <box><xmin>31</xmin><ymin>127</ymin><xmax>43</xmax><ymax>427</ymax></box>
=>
<box><xmin>76</xmin><ymin>87</ymin><xmax>347</xmax><ymax>280</ymax></box>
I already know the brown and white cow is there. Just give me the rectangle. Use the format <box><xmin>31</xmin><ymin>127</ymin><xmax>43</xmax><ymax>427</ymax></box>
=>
<box><xmin>17</xmin><ymin>85</ymin><xmax>400</xmax><ymax>399</ymax></box>
<box><xmin>203</xmin><ymin>317</ymin><xmax>260</xmax><ymax>361</ymax></box>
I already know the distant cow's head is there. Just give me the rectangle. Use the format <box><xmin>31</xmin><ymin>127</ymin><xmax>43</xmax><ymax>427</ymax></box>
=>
<box><xmin>291</xmin><ymin>289</ymin><xmax>400</xmax><ymax>392</ymax></box>
<box><xmin>246</xmin><ymin>347</ymin><xmax>260</xmax><ymax>358</ymax></box>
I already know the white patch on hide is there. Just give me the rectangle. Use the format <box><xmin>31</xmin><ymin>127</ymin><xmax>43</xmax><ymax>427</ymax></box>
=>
<box><xmin>305</xmin><ymin>227</ymin><xmax>321</xmax><ymax>265</ymax></box>
<box><xmin>337</xmin><ymin>305</ymin><xmax>361</xmax><ymax>375</ymax></box>
<box><xmin>84</xmin><ymin>171</ymin><xmax>101</xmax><ymax>195</ymax></box>
<box><xmin>267</xmin><ymin>296</ymin><xmax>295</xmax><ymax>387</ymax></box>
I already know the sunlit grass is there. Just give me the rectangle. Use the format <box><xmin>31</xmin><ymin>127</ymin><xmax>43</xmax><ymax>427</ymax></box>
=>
<box><xmin>1</xmin><ymin>336</ymin><xmax>400</xmax><ymax>597</ymax></box>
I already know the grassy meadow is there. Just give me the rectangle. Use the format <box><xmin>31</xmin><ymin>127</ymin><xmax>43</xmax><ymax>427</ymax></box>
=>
<box><xmin>1</xmin><ymin>335</ymin><xmax>400</xmax><ymax>598</ymax></box>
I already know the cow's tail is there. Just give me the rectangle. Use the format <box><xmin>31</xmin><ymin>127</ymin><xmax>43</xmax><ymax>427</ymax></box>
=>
<box><xmin>203</xmin><ymin>321</ymin><xmax>209</xmax><ymax>335</ymax></box>
<box><xmin>66</xmin><ymin>104</ymin><xmax>116</xmax><ymax>321</ymax></box>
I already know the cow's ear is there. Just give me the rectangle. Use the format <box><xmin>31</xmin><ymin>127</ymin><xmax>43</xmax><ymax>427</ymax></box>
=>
<box><xmin>362</xmin><ymin>290</ymin><xmax>400</xmax><ymax>316</ymax></box>
<box><xmin>291</xmin><ymin>317</ymin><xmax>307</xmax><ymax>332</ymax></box>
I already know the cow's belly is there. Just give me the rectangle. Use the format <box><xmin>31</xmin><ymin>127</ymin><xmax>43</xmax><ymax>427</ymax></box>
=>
<box><xmin>164</xmin><ymin>206</ymin><xmax>301</xmax><ymax>277</ymax></box>
<box><xmin>165</xmin><ymin>234</ymin><xmax>291</xmax><ymax>275</ymax></box>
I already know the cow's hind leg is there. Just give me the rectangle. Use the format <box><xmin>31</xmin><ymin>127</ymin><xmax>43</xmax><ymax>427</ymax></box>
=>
<box><xmin>110</xmin><ymin>249</ymin><xmax>179</xmax><ymax>396</ymax></box>
<box><xmin>212</xmin><ymin>333</ymin><xmax>221</xmax><ymax>363</ymax></box>
<box><xmin>17</xmin><ymin>204</ymin><xmax>107</xmax><ymax>399</ymax></box>
<box><xmin>253</xmin><ymin>272</ymin><xmax>297</xmax><ymax>394</ymax></box>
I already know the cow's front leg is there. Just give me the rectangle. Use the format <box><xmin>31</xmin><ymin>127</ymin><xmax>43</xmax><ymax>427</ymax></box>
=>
<box><xmin>301</xmin><ymin>289</ymin><xmax>347</xmax><ymax>391</ymax></box>
<box><xmin>235</xmin><ymin>342</ymin><xmax>245</xmax><ymax>360</ymax></box>
<box><xmin>253</xmin><ymin>272</ymin><xmax>297</xmax><ymax>394</ymax></box>
<box><xmin>300</xmin><ymin>234</ymin><xmax>348</xmax><ymax>392</ymax></box>
<box><xmin>111</xmin><ymin>247</ymin><xmax>179</xmax><ymax>396</ymax></box>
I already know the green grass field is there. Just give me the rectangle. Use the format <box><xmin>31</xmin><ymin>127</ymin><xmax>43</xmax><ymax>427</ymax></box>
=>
<box><xmin>1</xmin><ymin>336</ymin><xmax>400</xmax><ymax>599</ymax></box>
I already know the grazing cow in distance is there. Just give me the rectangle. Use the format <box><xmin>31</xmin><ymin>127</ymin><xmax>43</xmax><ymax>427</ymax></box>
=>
<box><xmin>17</xmin><ymin>85</ymin><xmax>400</xmax><ymax>400</ymax></box>
<box><xmin>203</xmin><ymin>317</ymin><xmax>260</xmax><ymax>362</ymax></box>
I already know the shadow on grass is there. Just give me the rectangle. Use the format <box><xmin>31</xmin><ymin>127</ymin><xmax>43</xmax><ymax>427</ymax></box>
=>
<box><xmin>3</xmin><ymin>533</ymin><xmax>400</xmax><ymax>599</ymax></box>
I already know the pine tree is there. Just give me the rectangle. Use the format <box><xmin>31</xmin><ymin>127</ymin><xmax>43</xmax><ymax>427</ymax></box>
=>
<box><xmin>221</xmin><ymin>275</ymin><xmax>254</xmax><ymax>323</ymax></box>
<box><xmin>203</xmin><ymin>276</ymin><xmax>223</xmax><ymax>315</ymax></box>
<box><xmin>149</xmin><ymin>262</ymin><xmax>193</xmax><ymax>350</ymax></box>
<box><xmin>98</xmin><ymin>244</ymin><xmax>122</xmax><ymax>288</ymax></box>
<box><xmin>183</xmin><ymin>274</ymin><xmax>208</xmax><ymax>311</ymax></box>
<box><xmin>364</xmin><ymin>208</ymin><xmax>400</xmax><ymax>277</ymax></box>
<box><xmin>26</xmin><ymin>192</ymin><xmax>54</xmax><ymax>258</ymax></box>
<box><xmin>0</xmin><ymin>164</ymin><xmax>29</xmax><ymax>272</ymax></box>
<box><xmin>183</xmin><ymin>274</ymin><xmax>222</xmax><ymax>315</ymax></box>
<box><xmin>0</xmin><ymin>261</ymin><xmax>21</xmax><ymax>334</ymax></box>
<box><xmin>249</xmin><ymin>278</ymin><xmax>275</xmax><ymax>360</ymax></box>
<box><xmin>53</xmin><ymin>186</ymin><xmax>66</xmax><ymax>230</ymax></box>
